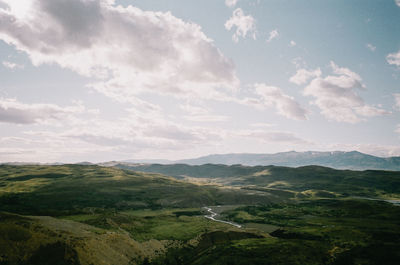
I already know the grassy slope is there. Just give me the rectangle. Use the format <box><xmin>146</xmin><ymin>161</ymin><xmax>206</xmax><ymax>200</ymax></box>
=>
<box><xmin>0</xmin><ymin>165</ymin><xmax>272</xmax><ymax>264</ymax></box>
<box><xmin>0</xmin><ymin>164</ymin><xmax>275</xmax><ymax>216</ymax></box>
<box><xmin>118</xmin><ymin>164</ymin><xmax>400</xmax><ymax>199</ymax></box>
<box><xmin>0</xmin><ymin>211</ymin><xmax>148</xmax><ymax>265</ymax></box>
<box><xmin>1</xmin><ymin>165</ymin><xmax>400</xmax><ymax>265</ymax></box>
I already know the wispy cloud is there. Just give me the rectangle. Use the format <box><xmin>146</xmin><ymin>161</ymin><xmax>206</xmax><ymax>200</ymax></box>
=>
<box><xmin>266</xmin><ymin>29</ymin><xmax>279</xmax><ymax>43</ymax></box>
<box><xmin>6</xmin><ymin>106</ymin><xmax>227</xmax><ymax>162</ymax></box>
<box><xmin>225</xmin><ymin>0</ymin><xmax>238</xmax><ymax>8</ymax></box>
<box><xmin>225</xmin><ymin>8</ymin><xmax>256</xmax><ymax>43</ymax></box>
<box><xmin>180</xmin><ymin>104</ymin><xmax>229</xmax><ymax>122</ymax></box>
<box><xmin>366</xmin><ymin>43</ymin><xmax>376</xmax><ymax>52</ymax></box>
<box><xmin>0</xmin><ymin>98</ymin><xmax>85</xmax><ymax>124</ymax></box>
<box><xmin>394</xmin><ymin>93</ymin><xmax>400</xmax><ymax>111</ymax></box>
<box><xmin>241</xmin><ymin>83</ymin><xmax>308</xmax><ymax>120</ymax></box>
<box><xmin>2</xmin><ymin>60</ymin><xmax>24</xmax><ymax>69</ymax></box>
<box><xmin>291</xmin><ymin>57</ymin><xmax>307</xmax><ymax>69</ymax></box>
<box><xmin>387</xmin><ymin>50</ymin><xmax>400</xmax><ymax>68</ymax></box>
<box><xmin>238</xmin><ymin>129</ymin><xmax>311</xmax><ymax>145</ymax></box>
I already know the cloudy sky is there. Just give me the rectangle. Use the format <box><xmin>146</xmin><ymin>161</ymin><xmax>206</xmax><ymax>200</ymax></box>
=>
<box><xmin>0</xmin><ymin>0</ymin><xmax>399</xmax><ymax>162</ymax></box>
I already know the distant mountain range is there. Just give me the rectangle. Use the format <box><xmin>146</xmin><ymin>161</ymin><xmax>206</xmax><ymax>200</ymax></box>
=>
<box><xmin>122</xmin><ymin>151</ymin><xmax>400</xmax><ymax>171</ymax></box>
<box><xmin>2</xmin><ymin>151</ymin><xmax>400</xmax><ymax>171</ymax></box>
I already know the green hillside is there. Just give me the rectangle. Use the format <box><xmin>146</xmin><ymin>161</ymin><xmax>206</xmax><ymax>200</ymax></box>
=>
<box><xmin>115</xmin><ymin>163</ymin><xmax>400</xmax><ymax>199</ymax></box>
<box><xmin>0</xmin><ymin>211</ymin><xmax>148</xmax><ymax>265</ymax></box>
<box><xmin>0</xmin><ymin>164</ymin><xmax>274</xmax><ymax>216</ymax></box>
<box><xmin>1</xmin><ymin>164</ymin><xmax>400</xmax><ymax>265</ymax></box>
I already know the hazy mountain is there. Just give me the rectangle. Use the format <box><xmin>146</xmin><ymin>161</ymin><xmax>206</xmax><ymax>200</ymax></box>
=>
<box><xmin>175</xmin><ymin>151</ymin><xmax>400</xmax><ymax>171</ymax></box>
<box><xmin>121</xmin><ymin>159</ymin><xmax>174</xmax><ymax>164</ymax></box>
<box><xmin>117</xmin><ymin>151</ymin><xmax>400</xmax><ymax>170</ymax></box>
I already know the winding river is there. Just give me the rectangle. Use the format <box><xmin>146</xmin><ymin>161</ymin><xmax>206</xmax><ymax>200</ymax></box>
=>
<box><xmin>203</xmin><ymin>206</ymin><xmax>242</xmax><ymax>228</ymax></box>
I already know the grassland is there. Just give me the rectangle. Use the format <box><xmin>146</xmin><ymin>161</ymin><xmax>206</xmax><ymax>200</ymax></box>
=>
<box><xmin>117</xmin><ymin>164</ymin><xmax>400</xmax><ymax>199</ymax></box>
<box><xmin>0</xmin><ymin>164</ymin><xmax>275</xmax><ymax>216</ymax></box>
<box><xmin>0</xmin><ymin>164</ymin><xmax>400</xmax><ymax>265</ymax></box>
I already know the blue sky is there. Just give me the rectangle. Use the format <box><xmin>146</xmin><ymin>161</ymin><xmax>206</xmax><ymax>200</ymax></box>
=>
<box><xmin>0</xmin><ymin>0</ymin><xmax>399</xmax><ymax>162</ymax></box>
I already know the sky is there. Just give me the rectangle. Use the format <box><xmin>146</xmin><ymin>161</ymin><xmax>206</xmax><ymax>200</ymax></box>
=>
<box><xmin>0</xmin><ymin>0</ymin><xmax>399</xmax><ymax>163</ymax></box>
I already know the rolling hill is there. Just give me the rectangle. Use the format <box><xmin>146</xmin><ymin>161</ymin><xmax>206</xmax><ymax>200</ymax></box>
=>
<box><xmin>115</xmin><ymin>163</ymin><xmax>400</xmax><ymax>199</ymax></box>
<box><xmin>1</xmin><ymin>164</ymin><xmax>400</xmax><ymax>265</ymax></box>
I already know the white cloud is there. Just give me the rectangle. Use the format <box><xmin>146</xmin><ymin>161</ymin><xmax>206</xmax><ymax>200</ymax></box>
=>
<box><xmin>238</xmin><ymin>129</ymin><xmax>310</xmax><ymax>145</ymax></box>
<box><xmin>289</xmin><ymin>40</ymin><xmax>296</xmax><ymax>47</ymax></box>
<box><xmin>144</xmin><ymin>124</ymin><xmax>210</xmax><ymax>142</ymax></box>
<box><xmin>394</xmin><ymin>93</ymin><xmax>400</xmax><ymax>111</ymax></box>
<box><xmin>250</xmin><ymin>122</ymin><xmax>276</xmax><ymax>128</ymax></box>
<box><xmin>396</xmin><ymin>0</ymin><xmax>400</xmax><ymax>7</ymax></box>
<box><xmin>0</xmin><ymin>1</ymin><xmax>7</xmax><ymax>10</ymax></box>
<box><xmin>387</xmin><ymin>50</ymin><xmax>400</xmax><ymax>67</ymax></box>
<box><xmin>0</xmin><ymin>0</ymin><xmax>239</xmax><ymax>103</ymax></box>
<box><xmin>266</xmin><ymin>29</ymin><xmax>279</xmax><ymax>42</ymax></box>
<box><xmin>249</xmin><ymin>83</ymin><xmax>308</xmax><ymax>120</ymax></box>
<box><xmin>180</xmin><ymin>104</ymin><xmax>209</xmax><ymax>116</ymax></box>
<box><xmin>289</xmin><ymin>68</ymin><xmax>321</xmax><ymax>85</ymax></box>
<box><xmin>225</xmin><ymin>0</ymin><xmax>238</xmax><ymax>8</ymax></box>
<box><xmin>2</xmin><ymin>60</ymin><xmax>24</xmax><ymax>69</ymax></box>
<box><xmin>75</xmin><ymin>106</ymin><xmax>224</xmax><ymax>148</ymax></box>
<box><xmin>0</xmin><ymin>98</ymin><xmax>85</xmax><ymax>124</ymax></box>
<box><xmin>303</xmin><ymin>61</ymin><xmax>389</xmax><ymax>123</ymax></box>
<box><xmin>3</xmin><ymin>103</ymin><xmax>228</xmax><ymax>162</ymax></box>
<box><xmin>0</xmin><ymin>0</ymin><xmax>33</xmax><ymax>19</ymax></box>
<box><xmin>180</xmin><ymin>104</ymin><xmax>229</xmax><ymax>122</ymax></box>
<box><xmin>183</xmin><ymin>115</ymin><xmax>228</xmax><ymax>122</ymax></box>
<box><xmin>0</xmin><ymin>120</ymin><xmax>311</xmax><ymax>162</ymax></box>
<box><xmin>366</xmin><ymin>43</ymin><xmax>376</xmax><ymax>52</ymax></box>
<box><xmin>225</xmin><ymin>8</ymin><xmax>256</xmax><ymax>43</ymax></box>
<box><xmin>396</xmin><ymin>124</ymin><xmax>400</xmax><ymax>134</ymax></box>
<box><xmin>0</xmin><ymin>131</ymin><xmax>120</xmax><ymax>163</ymax></box>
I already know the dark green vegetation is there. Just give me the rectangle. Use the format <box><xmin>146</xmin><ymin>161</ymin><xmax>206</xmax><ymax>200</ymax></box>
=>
<box><xmin>115</xmin><ymin>163</ymin><xmax>400</xmax><ymax>199</ymax></box>
<box><xmin>0</xmin><ymin>164</ymin><xmax>273</xmax><ymax>216</ymax></box>
<box><xmin>1</xmin><ymin>164</ymin><xmax>400</xmax><ymax>265</ymax></box>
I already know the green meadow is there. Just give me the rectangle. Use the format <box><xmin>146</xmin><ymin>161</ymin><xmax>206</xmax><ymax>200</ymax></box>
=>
<box><xmin>0</xmin><ymin>164</ymin><xmax>400</xmax><ymax>264</ymax></box>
